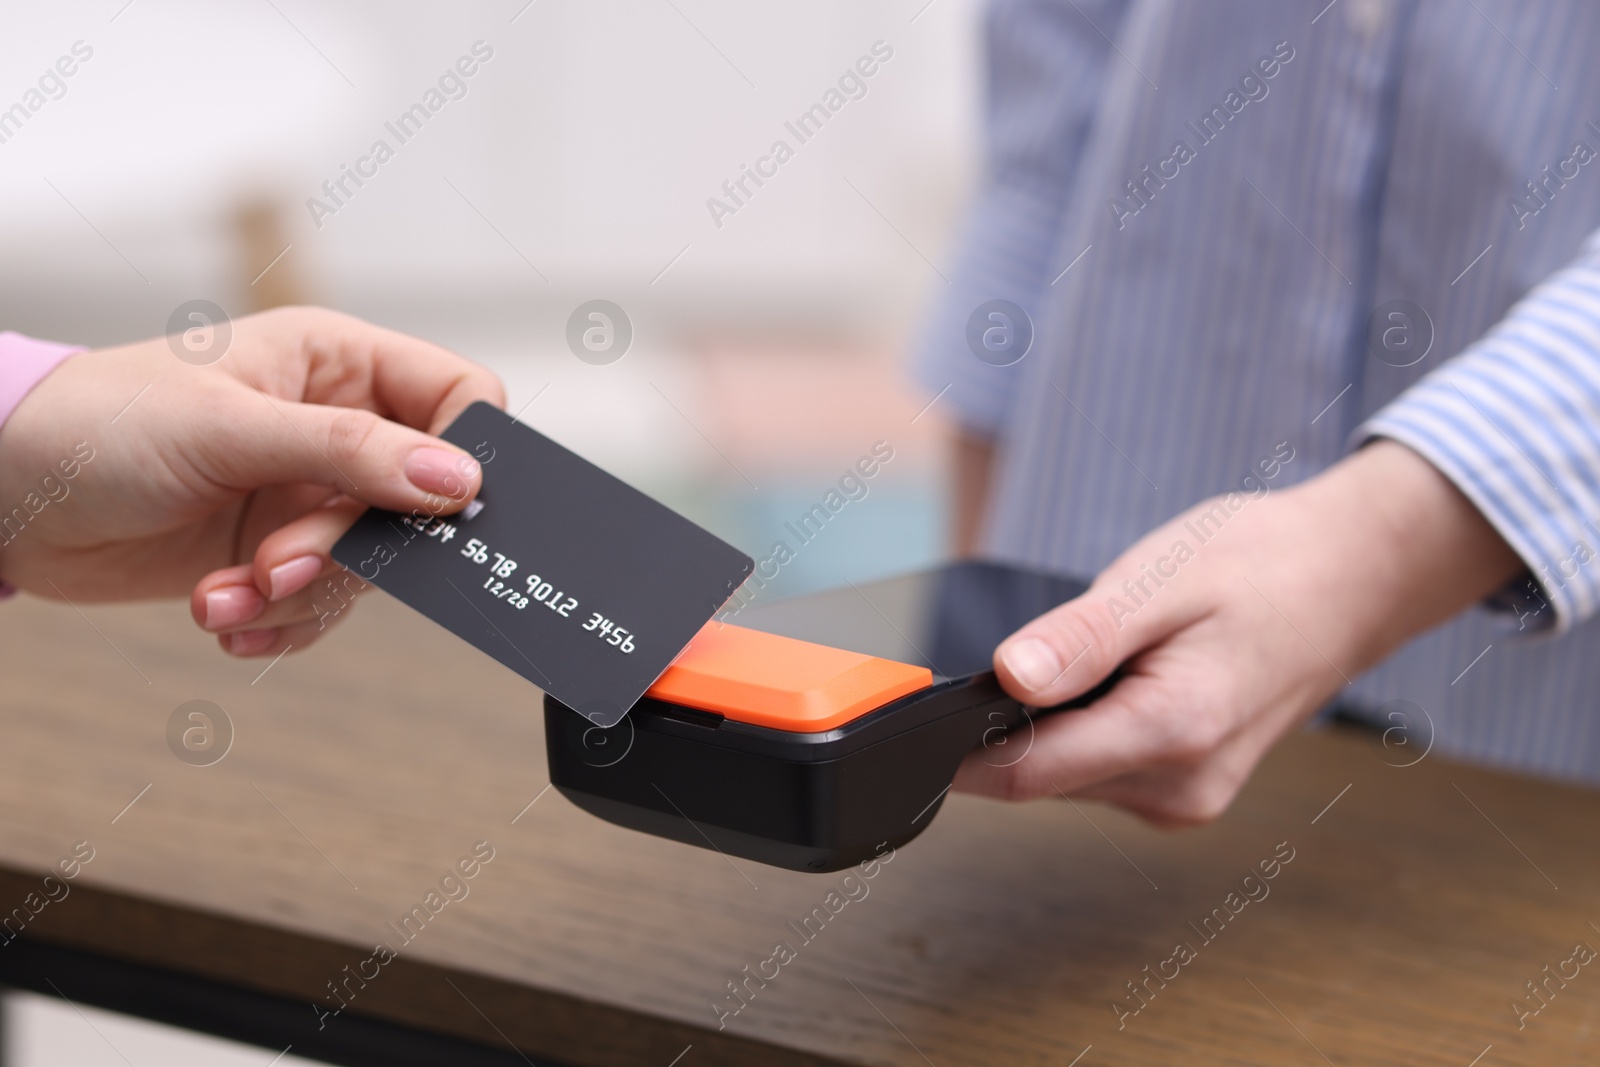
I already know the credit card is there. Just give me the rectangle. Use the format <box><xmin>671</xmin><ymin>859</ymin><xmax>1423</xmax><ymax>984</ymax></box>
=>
<box><xmin>332</xmin><ymin>401</ymin><xmax>754</xmax><ymax>726</ymax></box>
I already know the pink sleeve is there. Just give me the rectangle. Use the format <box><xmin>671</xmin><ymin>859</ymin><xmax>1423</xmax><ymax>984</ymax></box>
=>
<box><xmin>0</xmin><ymin>332</ymin><xmax>82</xmax><ymax>426</ymax></box>
<box><xmin>0</xmin><ymin>332</ymin><xmax>86</xmax><ymax>598</ymax></box>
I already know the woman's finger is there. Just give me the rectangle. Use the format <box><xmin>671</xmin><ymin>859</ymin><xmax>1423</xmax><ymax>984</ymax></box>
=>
<box><xmin>229</xmin><ymin>307</ymin><xmax>506</xmax><ymax>432</ymax></box>
<box><xmin>230</xmin><ymin>483</ymin><xmax>349</xmax><ymax>566</ymax></box>
<box><xmin>198</xmin><ymin>559</ymin><xmax>366</xmax><ymax>635</ymax></box>
<box><xmin>191</xmin><ymin>564</ymin><xmax>264</xmax><ymax>633</ymax></box>
<box><xmin>244</xmin><ymin>494</ymin><xmax>368</xmax><ymax>599</ymax></box>
<box><xmin>216</xmin><ymin>611</ymin><xmax>353</xmax><ymax>659</ymax></box>
<box><xmin>194</xmin><ymin>388</ymin><xmax>486</xmax><ymax>517</ymax></box>
<box><xmin>190</xmin><ymin>494</ymin><xmax>370</xmax><ymax>633</ymax></box>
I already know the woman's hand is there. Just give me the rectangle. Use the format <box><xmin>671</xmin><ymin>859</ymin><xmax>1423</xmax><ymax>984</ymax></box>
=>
<box><xmin>958</xmin><ymin>440</ymin><xmax>1524</xmax><ymax>825</ymax></box>
<box><xmin>0</xmin><ymin>306</ymin><xmax>504</xmax><ymax>657</ymax></box>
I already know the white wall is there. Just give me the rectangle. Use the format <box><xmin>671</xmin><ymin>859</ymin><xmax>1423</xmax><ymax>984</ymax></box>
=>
<box><xmin>0</xmin><ymin>0</ymin><xmax>985</xmax><ymax>598</ymax></box>
<box><xmin>0</xmin><ymin>0</ymin><xmax>980</xmax><ymax>342</ymax></box>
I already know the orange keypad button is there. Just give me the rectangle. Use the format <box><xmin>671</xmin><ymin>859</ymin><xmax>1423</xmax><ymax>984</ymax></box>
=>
<box><xmin>645</xmin><ymin>622</ymin><xmax>933</xmax><ymax>732</ymax></box>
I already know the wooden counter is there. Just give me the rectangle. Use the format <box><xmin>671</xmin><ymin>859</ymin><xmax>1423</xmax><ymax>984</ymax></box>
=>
<box><xmin>0</xmin><ymin>591</ymin><xmax>1595</xmax><ymax>1066</ymax></box>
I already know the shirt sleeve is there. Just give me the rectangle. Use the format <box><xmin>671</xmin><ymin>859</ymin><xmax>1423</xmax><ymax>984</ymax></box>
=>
<box><xmin>0</xmin><ymin>331</ymin><xmax>85</xmax><ymax>599</ymax></box>
<box><xmin>911</xmin><ymin>0</ymin><xmax>1132</xmax><ymax>434</ymax></box>
<box><xmin>0</xmin><ymin>332</ymin><xmax>82</xmax><ymax>427</ymax></box>
<box><xmin>1356</xmin><ymin>229</ymin><xmax>1600</xmax><ymax>634</ymax></box>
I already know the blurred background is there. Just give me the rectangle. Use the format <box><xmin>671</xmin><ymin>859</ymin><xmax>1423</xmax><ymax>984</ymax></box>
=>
<box><xmin>0</xmin><ymin>0</ymin><xmax>981</xmax><ymax>603</ymax></box>
<box><xmin>1</xmin><ymin>1</ymin><xmax>978</xmax><ymax>1060</ymax></box>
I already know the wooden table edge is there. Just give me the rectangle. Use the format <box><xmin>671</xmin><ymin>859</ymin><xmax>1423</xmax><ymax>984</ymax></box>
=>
<box><xmin>0</xmin><ymin>865</ymin><xmax>846</xmax><ymax>1067</ymax></box>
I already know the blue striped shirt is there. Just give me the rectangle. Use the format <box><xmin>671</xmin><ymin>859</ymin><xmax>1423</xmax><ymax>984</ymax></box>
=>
<box><xmin>917</xmin><ymin>0</ymin><xmax>1600</xmax><ymax>782</ymax></box>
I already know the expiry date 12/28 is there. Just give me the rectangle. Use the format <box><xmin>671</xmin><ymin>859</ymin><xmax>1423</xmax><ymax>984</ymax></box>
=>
<box><xmin>458</xmin><ymin>534</ymin><xmax>638</xmax><ymax>654</ymax></box>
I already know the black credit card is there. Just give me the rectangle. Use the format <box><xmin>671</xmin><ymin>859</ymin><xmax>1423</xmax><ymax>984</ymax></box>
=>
<box><xmin>332</xmin><ymin>401</ymin><xmax>753</xmax><ymax>726</ymax></box>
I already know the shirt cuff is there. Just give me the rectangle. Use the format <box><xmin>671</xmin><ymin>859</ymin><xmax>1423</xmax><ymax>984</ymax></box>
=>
<box><xmin>0</xmin><ymin>332</ymin><xmax>85</xmax><ymax>600</ymax></box>
<box><xmin>1353</xmin><ymin>238</ymin><xmax>1600</xmax><ymax>635</ymax></box>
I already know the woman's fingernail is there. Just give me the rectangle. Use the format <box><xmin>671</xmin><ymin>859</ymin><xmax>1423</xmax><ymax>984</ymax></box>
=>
<box><xmin>405</xmin><ymin>447</ymin><xmax>478</xmax><ymax>497</ymax></box>
<box><xmin>1000</xmin><ymin>637</ymin><xmax>1061</xmax><ymax>692</ymax></box>
<box><xmin>204</xmin><ymin>585</ymin><xmax>264</xmax><ymax>631</ymax></box>
<box><xmin>268</xmin><ymin>554</ymin><xmax>323</xmax><ymax>601</ymax></box>
<box><xmin>226</xmin><ymin>628</ymin><xmax>279</xmax><ymax>656</ymax></box>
